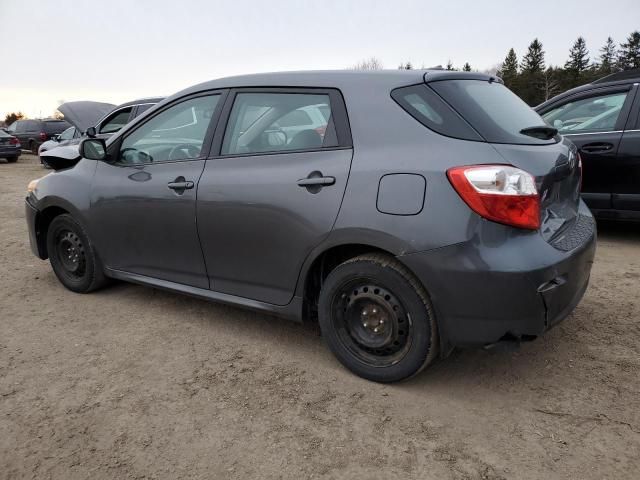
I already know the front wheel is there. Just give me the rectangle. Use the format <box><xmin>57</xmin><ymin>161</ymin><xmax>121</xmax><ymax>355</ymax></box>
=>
<box><xmin>318</xmin><ymin>254</ymin><xmax>438</xmax><ymax>382</ymax></box>
<box><xmin>46</xmin><ymin>214</ymin><xmax>107</xmax><ymax>293</ymax></box>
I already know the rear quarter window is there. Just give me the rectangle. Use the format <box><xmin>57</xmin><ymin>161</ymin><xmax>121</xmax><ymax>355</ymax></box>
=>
<box><xmin>391</xmin><ymin>85</ymin><xmax>482</xmax><ymax>142</ymax></box>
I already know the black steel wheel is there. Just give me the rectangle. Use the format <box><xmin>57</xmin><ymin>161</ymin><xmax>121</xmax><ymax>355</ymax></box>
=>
<box><xmin>318</xmin><ymin>254</ymin><xmax>437</xmax><ymax>382</ymax></box>
<box><xmin>46</xmin><ymin>214</ymin><xmax>107</xmax><ymax>293</ymax></box>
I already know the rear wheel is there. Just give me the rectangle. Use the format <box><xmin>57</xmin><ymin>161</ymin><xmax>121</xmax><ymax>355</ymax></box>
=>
<box><xmin>46</xmin><ymin>214</ymin><xmax>107</xmax><ymax>293</ymax></box>
<box><xmin>30</xmin><ymin>141</ymin><xmax>38</xmax><ymax>155</ymax></box>
<box><xmin>318</xmin><ymin>253</ymin><xmax>437</xmax><ymax>382</ymax></box>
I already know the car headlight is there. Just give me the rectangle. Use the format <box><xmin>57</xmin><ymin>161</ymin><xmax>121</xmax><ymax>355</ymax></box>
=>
<box><xmin>27</xmin><ymin>179</ymin><xmax>40</xmax><ymax>194</ymax></box>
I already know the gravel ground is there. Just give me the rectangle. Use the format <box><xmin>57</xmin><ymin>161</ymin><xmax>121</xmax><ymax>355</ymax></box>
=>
<box><xmin>1</xmin><ymin>154</ymin><xmax>639</xmax><ymax>479</ymax></box>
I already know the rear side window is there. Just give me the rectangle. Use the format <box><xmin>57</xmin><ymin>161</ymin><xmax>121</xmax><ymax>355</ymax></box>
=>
<box><xmin>391</xmin><ymin>85</ymin><xmax>482</xmax><ymax>141</ymax></box>
<box><xmin>222</xmin><ymin>93</ymin><xmax>338</xmax><ymax>155</ymax></box>
<box><xmin>44</xmin><ymin>120</ymin><xmax>70</xmax><ymax>133</ymax></box>
<box><xmin>430</xmin><ymin>80</ymin><xmax>556</xmax><ymax>144</ymax></box>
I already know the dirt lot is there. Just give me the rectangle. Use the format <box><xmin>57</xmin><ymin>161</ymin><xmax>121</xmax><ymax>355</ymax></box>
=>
<box><xmin>1</xmin><ymin>154</ymin><xmax>639</xmax><ymax>479</ymax></box>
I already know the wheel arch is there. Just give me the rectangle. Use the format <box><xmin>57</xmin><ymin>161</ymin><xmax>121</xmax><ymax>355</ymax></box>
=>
<box><xmin>33</xmin><ymin>197</ymin><xmax>85</xmax><ymax>259</ymax></box>
<box><xmin>297</xmin><ymin>229</ymin><xmax>422</xmax><ymax>321</ymax></box>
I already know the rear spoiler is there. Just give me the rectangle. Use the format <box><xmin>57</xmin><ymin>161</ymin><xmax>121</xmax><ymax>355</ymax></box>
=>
<box><xmin>423</xmin><ymin>71</ymin><xmax>503</xmax><ymax>84</ymax></box>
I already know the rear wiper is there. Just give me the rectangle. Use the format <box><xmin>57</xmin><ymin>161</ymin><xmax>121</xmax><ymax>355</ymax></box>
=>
<box><xmin>519</xmin><ymin>125</ymin><xmax>558</xmax><ymax>140</ymax></box>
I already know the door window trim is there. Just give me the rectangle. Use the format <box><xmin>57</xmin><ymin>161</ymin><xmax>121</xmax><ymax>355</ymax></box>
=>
<box><xmin>209</xmin><ymin>87</ymin><xmax>353</xmax><ymax>159</ymax></box>
<box><xmin>539</xmin><ymin>84</ymin><xmax>635</xmax><ymax>134</ymax></box>
<box><xmin>106</xmin><ymin>89</ymin><xmax>229</xmax><ymax>166</ymax></box>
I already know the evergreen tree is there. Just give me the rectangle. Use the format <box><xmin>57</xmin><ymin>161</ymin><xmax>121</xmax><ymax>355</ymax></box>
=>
<box><xmin>564</xmin><ymin>37</ymin><xmax>590</xmax><ymax>88</ymax></box>
<box><xmin>520</xmin><ymin>39</ymin><xmax>546</xmax><ymax>105</ymax></box>
<box><xmin>462</xmin><ymin>62</ymin><xmax>472</xmax><ymax>72</ymax></box>
<box><xmin>618</xmin><ymin>31</ymin><xmax>640</xmax><ymax>70</ymax></box>
<box><xmin>597</xmin><ymin>37</ymin><xmax>617</xmax><ymax>74</ymax></box>
<box><xmin>499</xmin><ymin>48</ymin><xmax>519</xmax><ymax>91</ymax></box>
<box><xmin>521</xmin><ymin>38</ymin><xmax>546</xmax><ymax>73</ymax></box>
<box><xmin>397</xmin><ymin>62</ymin><xmax>413</xmax><ymax>70</ymax></box>
<box><xmin>446</xmin><ymin>60</ymin><xmax>455</xmax><ymax>71</ymax></box>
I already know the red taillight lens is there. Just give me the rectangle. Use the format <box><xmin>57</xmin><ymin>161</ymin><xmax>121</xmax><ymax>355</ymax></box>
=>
<box><xmin>447</xmin><ymin>165</ymin><xmax>540</xmax><ymax>230</ymax></box>
<box><xmin>9</xmin><ymin>137</ymin><xmax>19</xmax><ymax>145</ymax></box>
<box><xmin>39</xmin><ymin>132</ymin><xmax>47</xmax><ymax>141</ymax></box>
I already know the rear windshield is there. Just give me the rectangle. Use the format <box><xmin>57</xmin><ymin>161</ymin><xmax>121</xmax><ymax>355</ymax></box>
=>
<box><xmin>43</xmin><ymin>120</ymin><xmax>70</xmax><ymax>133</ymax></box>
<box><xmin>429</xmin><ymin>80</ymin><xmax>557</xmax><ymax>145</ymax></box>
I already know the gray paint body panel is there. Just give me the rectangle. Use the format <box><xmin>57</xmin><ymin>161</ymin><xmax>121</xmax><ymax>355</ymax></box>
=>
<box><xmin>27</xmin><ymin>70</ymin><xmax>597</xmax><ymax>350</ymax></box>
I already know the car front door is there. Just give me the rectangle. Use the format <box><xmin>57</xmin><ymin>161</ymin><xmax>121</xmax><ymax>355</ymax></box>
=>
<box><xmin>88</xmin><ymin>92</ymin><xmax>225</xmax><ymax>288</ymax></box>
<box><xmin>197</xmin><ymin>88</ymin><xmax>353</xmax><ymax>305</ymax></box>
<box><xmin>612</xmin><ymin>85</ymin><xmax>640</xmax><ymax>212</ymax></box>
<box><xmin>540</xmin><ymin>85</ymin><xmax>636</xmax><ymax>211</ymax></box>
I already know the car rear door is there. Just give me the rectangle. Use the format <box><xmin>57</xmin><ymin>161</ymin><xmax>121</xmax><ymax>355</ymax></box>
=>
<box><xmin>196</xmin><ymin>88</ymin><xmax>353</xmax><ymax>305</ymax></box>
<box><xmin>612</xmin><ymin>83</ymin><xmax>640</xmax><ymax>212</ymax></box>
<box><xmin>88</xmin><ymin>92</ymin><xmax>226</xmax><ymax>288</ymax></box>
<box><xmin>539</xmin><ymin>85</ymin><xmax>636</xmax><ymax>211</ymax></box>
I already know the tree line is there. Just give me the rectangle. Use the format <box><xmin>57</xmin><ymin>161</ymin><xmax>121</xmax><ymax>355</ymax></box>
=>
<box><xmin>357</xmin><ymin>30</ymin><xmax>640</xmax><ymax>106</ymax></box>
<box><xmin>498</xmin><ymin>31</ymin><xmax>640</xmax><ymax>105</ymax></box>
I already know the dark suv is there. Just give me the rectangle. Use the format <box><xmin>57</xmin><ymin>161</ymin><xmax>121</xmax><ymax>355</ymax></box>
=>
<box><xmin>26</xmin><ymin>71</ymin><xmax>595</xmax><ymax>382</ymax></box>
<box><xmin>6</xmin><ymin>118</ymin><xmax>70</xmax><ymax>154</ymax></box>
<box><xmin>536</xmin><ymin>69</ymin><xmax>640</xmax><ymax>221</ymax></box>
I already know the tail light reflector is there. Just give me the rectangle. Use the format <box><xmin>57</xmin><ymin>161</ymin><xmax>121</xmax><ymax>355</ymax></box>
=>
<box><xmin>9</xmin><ymin>137</ymin><xmax>19</xmax><ymax>145</ymax></box>
<box><xmin>447</xmin><ymin>165</ymin><xmax>540</xmax><ymax>230</ymax></box>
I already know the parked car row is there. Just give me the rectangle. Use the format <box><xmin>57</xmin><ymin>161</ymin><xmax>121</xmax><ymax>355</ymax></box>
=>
<box><xmin>4</xmin><ymin>118</ymin><xmax>70</xmax><ymax>154</ymax></box>
<box><xmin>26</xmin><ymin>70</ymin><xmax>596</xmax><ymax>382</ymax></box>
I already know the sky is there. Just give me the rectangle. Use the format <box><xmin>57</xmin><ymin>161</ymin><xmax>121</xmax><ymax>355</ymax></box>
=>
<box><xmin>0</xmin><ymin>0</ymin><xmax>638</xmax><ymax>119</ymax></box>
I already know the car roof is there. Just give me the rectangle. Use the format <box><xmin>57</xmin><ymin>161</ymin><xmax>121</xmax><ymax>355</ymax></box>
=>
<box><xmin>114</xmin><ymin>96</ymin><xmax>165</xmax><ymax>109</ymax></box>
<box><xmin>536</xmin><ymin>68</ymin><xmax>640</xmax><ymax>110</ymax></box>
<box><xmin>166</xmin><ymin>69</ymin><xmax>497</xmax><ymax>100</ymax></box>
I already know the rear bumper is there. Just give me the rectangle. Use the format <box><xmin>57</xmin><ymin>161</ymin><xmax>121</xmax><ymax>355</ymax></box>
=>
<box><xmin>400</xmin><ymin>202</ymin><xmax>596</xmax><ymax>349</ymax></box>
<box><xmin>0</xmin><ymin>146</ymin><xmax>21</xmax><ymax>157</ymax></box>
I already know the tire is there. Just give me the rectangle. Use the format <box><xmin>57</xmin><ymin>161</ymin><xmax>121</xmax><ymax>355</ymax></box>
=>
<box><xmin>46</xmin><ymin>214</ymin><xmax>107</xmax><ymax>293</ymax></box>
<box><xmin>6</xmin><ymin>157</ymin><xmax>18</xmax><ymax>163</ymax></box>
<box><xmin>318</xmin><ymin>253</ymin><xmax>438</xmax><ymax>383</ymax></box>
<box><xmin>30</xmin><ymin>141</ymin><xmax>38</xmax><ymax>155</ymax></box>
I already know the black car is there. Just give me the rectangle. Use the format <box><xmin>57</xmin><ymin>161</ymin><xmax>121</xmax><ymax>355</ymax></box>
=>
<box><xmin>5</xmin><ymin>118</ymin><xmax>71</xmax><ymax>154</ymax></box>
<box><xmin>0</xmin><ymin>129</ymin><xmax>21</xmax><ymax>162</ymax></box>
<box><xmin>536</xmin><ymin>69</ymin><xmax>640</xmax><ymax>221</ymax></box>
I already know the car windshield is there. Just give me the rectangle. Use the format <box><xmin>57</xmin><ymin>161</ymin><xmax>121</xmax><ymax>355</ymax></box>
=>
<box><xmin>430</xmin><ymin>80</ymin><xmax>557</xmax><ymax>145</ymax></box>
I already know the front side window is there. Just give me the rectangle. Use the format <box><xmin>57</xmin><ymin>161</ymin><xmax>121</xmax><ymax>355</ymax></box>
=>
<box><xmin>100</xmin><ymin>108</ymin><xmax>132</xmax><ymax>134</ymax></box>
<box><xmin>222</xmin><ymin>92</ymin><xmax>338</xmax><ymax>155</ymax></box>
<box><xmin>119</xmin><ymin>94</ymin><xmax>220</xmax><ymax>165</ymax></box>
<box><xmin>58</xmin><ymin>127</ymin><xmax>76</xmax><ymax>141</ymax></box>
<box><xmin>541</xmin><ymin>91</ymin><xmax>629</xmax><ymax>134</ymax></box>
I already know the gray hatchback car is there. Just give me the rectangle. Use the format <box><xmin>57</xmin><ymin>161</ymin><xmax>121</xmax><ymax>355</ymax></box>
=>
<box><xmin>26</xmin><ymin>70</ymin><xmax>596</xmax><ymax>382</ymax></box>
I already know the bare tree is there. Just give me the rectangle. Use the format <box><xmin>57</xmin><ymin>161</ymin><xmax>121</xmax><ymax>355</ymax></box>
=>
<box><xmin>351</xmin><ymin>57</ymin><xmax>383</xmax><ymax>70</ymax></box>
<box><xmin>542</xmin><ymin>67</ymin><xmax>561</xmax><ymax>101</ymax></box>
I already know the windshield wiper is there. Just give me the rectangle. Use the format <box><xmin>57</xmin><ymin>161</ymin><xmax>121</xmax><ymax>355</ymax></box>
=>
<box><xmin>519</xmin><ymin>125</ymin><xmax>558</xmax><ymax>140</ymax></box>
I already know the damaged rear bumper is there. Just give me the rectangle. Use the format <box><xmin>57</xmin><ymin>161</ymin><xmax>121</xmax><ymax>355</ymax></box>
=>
<box><xmin>399</xmin><ymin>203</ymin><xmax>596</xmax><ymax>351</ymax></box>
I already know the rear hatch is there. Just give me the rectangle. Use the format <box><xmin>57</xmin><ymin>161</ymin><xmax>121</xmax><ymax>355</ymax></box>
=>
<box><xmin>425</xmin><ymin>75</ymin><xmax>583</xmax><ymax>243</ymax></box>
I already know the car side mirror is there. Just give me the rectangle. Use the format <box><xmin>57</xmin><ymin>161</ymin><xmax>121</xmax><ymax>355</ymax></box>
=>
<box><xmin>80</xmin><ymin>138</ymin><xmax>107</xmax><ymax>161</ymax></box>
<box><xmin>86</xmin><ymin>126</ymin><xmax>97</xmax><ymax>138</ymax></box>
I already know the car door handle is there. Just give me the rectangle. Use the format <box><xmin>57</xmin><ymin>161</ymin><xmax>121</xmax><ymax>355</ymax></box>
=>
<box><xmin>167</xmin><ymin>179</ymin><xmax>194</xmax><ymax>191</ymax></box>
<box><xmin>580</xmin><ymin>142</ymin><xmax>614</xmax><ymax>153</ymax></box>
<box><xmin>297</xmin><ymin>176</ymin><xmax>335</xmax><ymax>187</ymax></box>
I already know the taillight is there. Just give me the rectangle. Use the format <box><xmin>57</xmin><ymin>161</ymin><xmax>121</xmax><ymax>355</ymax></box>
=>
<box><xmin>9</xmin><ymin>137</ymin><xmax>19</xmax><ymax>145</ymax></box>
<box><xmin>39</xmin><ymin>132</ymin><xmax>47</xmax><ymax>141</ymax></box>
<box><xmin>447</xmin><ymin>165</ymin><xmax>540</xmax><ymax>230</ymax></box>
